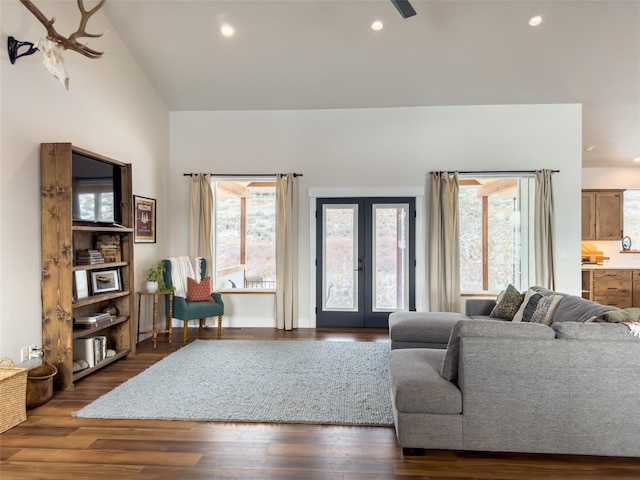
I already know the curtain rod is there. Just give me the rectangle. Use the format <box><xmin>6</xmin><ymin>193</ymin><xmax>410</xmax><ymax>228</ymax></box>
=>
<box><xmin>183</xmin><ymin>173</ymin><xmax>303</xmax><ymax>177</ymax></box>
<box><xmin>430</xmin><ymin>170</ymin><xmax>559</xmax><ymax>174</ymax></box>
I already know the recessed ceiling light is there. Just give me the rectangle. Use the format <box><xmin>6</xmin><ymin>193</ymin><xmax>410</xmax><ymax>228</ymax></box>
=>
<box><xmin>371</xmin><ymin>20</ymin><xmax>384</xmax><ymax>31</ymax></box>
<box><xmin>221</xmin><ymin>23</ymin><xmax>235</xmax><ymax>37</ymax></box>
<box><xmin>528</xmin><ymin>15</ymin><xmax>543</xmax><ymax>27</ymax></box>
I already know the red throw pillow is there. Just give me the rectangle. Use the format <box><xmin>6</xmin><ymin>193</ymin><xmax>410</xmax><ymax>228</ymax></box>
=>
<box><xmin>186</xmin><ymin>276</ymin><xmax>215</xmax><ymax>302</ymax></box>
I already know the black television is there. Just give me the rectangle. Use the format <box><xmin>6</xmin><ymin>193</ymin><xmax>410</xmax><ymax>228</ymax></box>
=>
<box><xmin>71</xmin><ymin>151</ymin><xmax>122</xmax><ymax>225</ymax></box>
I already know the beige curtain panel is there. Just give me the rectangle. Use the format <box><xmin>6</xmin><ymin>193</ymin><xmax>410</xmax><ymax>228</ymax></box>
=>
<box><xmin>535</xmin><ymin>169</ymin><xmax>556</xmax><ymax>290</ymax></box>
<box><xmin>429</xmin><ymin>171</ymin><xmax>460</xmax><ymax>312</ymax></box>
<box><xmin>189</xmin><ymin>173</ymin><xmax>214</xmax><ymax>272</ymax></box>
<box><xmin>276</xmin><ymin>174</ymin><xmax>299</xmax><ymax>330</ymax></box>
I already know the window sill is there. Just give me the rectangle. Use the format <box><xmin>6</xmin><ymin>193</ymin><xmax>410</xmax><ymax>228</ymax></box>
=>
<box><xmin>217</xmin><ymin>289</ymin><xmax>276</xmax><ymax>294</ymax></box>
<box><xmin>460</xmin><ymin>292</ymin><xmax>498</xmax><ymax>297</ymax></box>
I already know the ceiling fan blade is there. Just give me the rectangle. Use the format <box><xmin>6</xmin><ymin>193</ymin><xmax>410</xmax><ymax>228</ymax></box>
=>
<box><xmin>391</xmin><ymin>0</ymin><xmax>417</xmax><ymax>18</ymax></box>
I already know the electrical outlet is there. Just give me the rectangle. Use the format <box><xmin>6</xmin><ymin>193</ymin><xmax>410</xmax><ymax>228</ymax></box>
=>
<box><xmin>20</xmin><ymin>347</ymin><xmax>30</xmax><ymax>363</ymax></box>
<box><xmin>29</xmin><ymin>345</ymin><xmax>42</xmax><ymax>358</ymax></box>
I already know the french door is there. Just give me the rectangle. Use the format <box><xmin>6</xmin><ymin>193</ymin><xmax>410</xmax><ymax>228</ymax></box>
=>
<box><xmin>316</xmin><ymin>197</ymin><xmax>415</xmax><ymax>328</ymax></box>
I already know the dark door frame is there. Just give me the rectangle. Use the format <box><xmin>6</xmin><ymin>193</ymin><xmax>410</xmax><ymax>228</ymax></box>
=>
<box><xmin>315</xmin><ymin>197</ymin><xmax>416</xmax><ymax>328</ymax></box>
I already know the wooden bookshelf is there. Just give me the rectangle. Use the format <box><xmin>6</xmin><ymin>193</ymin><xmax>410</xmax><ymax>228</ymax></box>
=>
<box><xmin>40</xmin><ymin>143</ymin><xmax>136</xmax><ymax>390</ymax></box>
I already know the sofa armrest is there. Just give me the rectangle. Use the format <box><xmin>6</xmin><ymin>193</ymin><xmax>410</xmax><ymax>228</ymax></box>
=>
<box><xmin>464</xmin><ymin>298</ymin><xmax>496</xmax><ymax>317</ymax></box>
<box><xmin>212</xmin><ymin>292</ymin><xmax>224</xmax><ymax>308</ymax></box>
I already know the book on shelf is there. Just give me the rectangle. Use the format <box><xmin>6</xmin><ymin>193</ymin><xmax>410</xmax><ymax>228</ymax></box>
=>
<box><xmin>76</xmin><ymin>249</ymin><xmax>105</xmax><ymax>265</ymax></box>
<box><xmin>95</xmin><ymin>235</ymin><xmax>122</xmax><ymax>263</ymax></box>
<box><xmin>75</xmin><ymin>312</ymin><xmax>111</xmax><ymax>323</ymax></box>
<box><xmin>73</xmin><ymin>338</ymin><xmax>96</xmax><ymax>368</ymax></box>
<box><xmin>94</xmin><ymin>336</ymin><xmax>107</xmax><ymax>363</ymax></box>
<box><xmin>74</xmin><ymin>313</ymin><xmax>115</xmax><ymax>329</ymax></box>
<box><xmin>73</xmin><ymin>336</ymin><xmax>108</xmax><ymax>367</ymax></box>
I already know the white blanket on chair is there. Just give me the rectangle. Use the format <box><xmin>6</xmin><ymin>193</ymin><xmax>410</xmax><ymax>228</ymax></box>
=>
<box><xmin>168</xmin><ymin>256</ymin><xmax>203</xmax><ymax>298</ymax></box>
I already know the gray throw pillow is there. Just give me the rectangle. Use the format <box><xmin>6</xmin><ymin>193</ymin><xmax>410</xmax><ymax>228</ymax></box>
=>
<box><xmin>440</xmin><ymin>320</ymin><xmax>465</xmax><ymax>382</ymax></box>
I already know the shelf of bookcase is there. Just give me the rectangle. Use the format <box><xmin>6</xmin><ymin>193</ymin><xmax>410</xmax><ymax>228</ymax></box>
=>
<box><xmin>73</xmin><ymin>261</ymin><xmax>128</xmax><ymax>272</ymax></box>
<box><xmin>73</xmin><ymin>291</ymin><xmax>130</xmax><ymax>308</ymax></box>
<box><xmin>72</xmin><ymin>225</ymin><xmax>134</xmax><ymax>233</ymax></box>
<box><xmin>72</xmin><ymin>349</ymin><xmax>130</xmax><ymax>382</ymax></box>
<box><xmin>72</xmin><ymin>315</ymin><xmax>129</xmax><ymax>339</ymax></box>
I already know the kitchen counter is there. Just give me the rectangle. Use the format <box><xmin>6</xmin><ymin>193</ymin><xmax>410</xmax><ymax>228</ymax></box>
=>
<box><xmin>581</xmin><ymin>265</ymin><xmax>637</xmax><ymax>269</ymax></box>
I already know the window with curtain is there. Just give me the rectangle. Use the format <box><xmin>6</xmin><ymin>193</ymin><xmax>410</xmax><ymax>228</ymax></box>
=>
<box><xmin>459</xmin><ymin>176</ymin><xmax>535</xmax><ymax>293</ymax></box>
<box><xmin>212</xmin><ymin>178</ymin><xmax>277</xmax><ymax>290</ymax></box>
<box><xmin>624</xmin><ymin>189</ymin><xmax>640</xmax><ymax>248</ymax></box>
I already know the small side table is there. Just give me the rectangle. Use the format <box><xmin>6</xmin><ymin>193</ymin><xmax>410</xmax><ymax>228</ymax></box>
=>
<box><xmin>137</xmin><ymin>290</ymin><xmax>174</xmax><ymax>348</ymax></box>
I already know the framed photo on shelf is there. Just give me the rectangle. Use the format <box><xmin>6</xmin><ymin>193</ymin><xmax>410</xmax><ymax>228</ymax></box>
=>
<box><xmin>90</xmin><ymin>269</ymin><xmax>121</xmax><ymax>294</ymax></box>
<box><xmin>74</xmin><ymin>270</ymin><xmax>89</xmax><ymax>300</ymax></box>
<box><xmin>133</xmin><ymin>195</ymin><xmax>156</xmax><ymax>243</ymax></box>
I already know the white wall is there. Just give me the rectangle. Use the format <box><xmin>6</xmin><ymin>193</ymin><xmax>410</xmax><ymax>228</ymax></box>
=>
<box><xmin>0</xmin><ymin>1</ymin><xmax>170</xmax><ymax>364</ymax></box>
<box><xmin>170</xmin><ymin>104</ymin><xmax>583</xmax><ymax>327</ymax></box>
<box><xmin>582</xmin><ymin>168</ymin><xmax>640</xmax><ymax>189</ymax></box>
<box><xmin>0</xmin><ymin>1</ymin><xmax>586</xmax><ymax>353</ymax></box>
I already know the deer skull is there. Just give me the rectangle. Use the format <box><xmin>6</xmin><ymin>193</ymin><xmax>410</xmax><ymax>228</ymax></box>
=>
<box><xmin>36</xmin><ymin>38</ymin><xmax>69</xmax><ymax>89</ymax></box>
<box><xmin>20</xmin><ymin>0</ymin><xmax>106</xmax><ymax>88</ymax></box>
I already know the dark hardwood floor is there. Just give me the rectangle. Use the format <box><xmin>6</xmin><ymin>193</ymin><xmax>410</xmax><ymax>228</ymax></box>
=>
<box><xmin>2</xmin><ymin>327</ymin><xmax>639</xmax><ymax>479</ymax></box>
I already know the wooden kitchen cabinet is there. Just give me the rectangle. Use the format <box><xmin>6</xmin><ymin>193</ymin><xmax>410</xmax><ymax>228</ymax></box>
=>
<box><xmin>581</xmin><ymin>270</ymin><xmax>593</xmax><ymax>301</ymax></box>
<box><xmin>633</xmin><ymin>271</ymin><xmax>640</xmax><ymax>307</ymax></box>
<box><xmin>592</xmin><ymin>269</ymin><xmax>633</xmax><ymax>308</ymax></box>
<box><xmin>581</xmin><ymin>190</ymin><xmax>624</xmax><ymax>241</ymax></box>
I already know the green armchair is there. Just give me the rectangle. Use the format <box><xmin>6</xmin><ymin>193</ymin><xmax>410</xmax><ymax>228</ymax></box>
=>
<box><xmin>162</xmin><ymin>258</ymin><xmax>224</xmax><ymax>343</ymax></box>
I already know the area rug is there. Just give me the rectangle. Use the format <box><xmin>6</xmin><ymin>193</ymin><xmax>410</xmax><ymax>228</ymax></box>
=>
<box><xmin>73</xmin><ymin>339</ymin><xmax>394</xmax><ymax>426</ymax></box>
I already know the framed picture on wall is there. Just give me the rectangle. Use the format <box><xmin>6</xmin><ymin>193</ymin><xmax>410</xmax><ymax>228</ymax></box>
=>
<box><xmin>133</xmin><ymin>195</ymin><xmax>156</xmax><ymax>243</ymax></box>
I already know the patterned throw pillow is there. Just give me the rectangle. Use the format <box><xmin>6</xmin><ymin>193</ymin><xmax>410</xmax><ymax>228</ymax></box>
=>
<box><xmin>520</xmin><ymin>293</ymin><xmax>563</xmax><ymax>325</ymax></box>
<box><xmin>512</xmin><ymin>287</ymin><xmax>541</xmax><ymax>322</ymax></box>
<box><xmin>489</xmin><ymin>284</ymin><xmax>525</xmax><ymax>320</ymax></box>
<box><xmin>186</xmin><ymin>276</ymin><xmax>215</xmax><ymax>302</ymax></box>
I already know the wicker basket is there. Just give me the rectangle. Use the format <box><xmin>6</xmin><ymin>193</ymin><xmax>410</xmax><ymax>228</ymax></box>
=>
<box><xmin>0</xmin><ymin>357</ymin><xmax>28</xmax><ymax>433</ymax></box>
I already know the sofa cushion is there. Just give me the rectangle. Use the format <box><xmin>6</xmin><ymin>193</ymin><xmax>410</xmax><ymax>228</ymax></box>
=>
<box><xmin>389</xmin><ymin>348</ymin><xmax>462</xmax><ymax>414</ymax></box>
<box><xmin>489</xmin><ymin>284</ymin><xmax>525</xmax><ymax>320</ymax></box>
<box><xmin>389</xmin><ymin>311</ymin><xmax>468</xmax><ymax>349</ymax></box>
<box><xmin>551</xmin><ymin>293</ymin><xmax>617</xmax><ymax>323</ymax></box>
<box><xmin>465</xmin><ymin>298</ymin><xmax>496</xmax><ymax>317</ymax></box>
<box><xmin>440</xmin><ymin>319</ymin><xmax>556</xmax><ymax>382</ymax></box>
<box><xmin>553</xmin><ymin>321</ymin><xmax>640</xmax><ymax>341</ymax></box>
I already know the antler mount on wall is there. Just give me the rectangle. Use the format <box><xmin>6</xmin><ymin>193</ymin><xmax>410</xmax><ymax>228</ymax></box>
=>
<box><xmin>8</xmin><ymin>0</ymin><xmax>107</xmax><ymax>89</ymax></box>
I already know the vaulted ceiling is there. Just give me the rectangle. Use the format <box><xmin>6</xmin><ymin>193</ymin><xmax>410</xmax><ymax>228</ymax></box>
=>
<box><xmin>102</xmin><ymin>0</ymin><xmax>640</xmax><ymax>168</ymax></box>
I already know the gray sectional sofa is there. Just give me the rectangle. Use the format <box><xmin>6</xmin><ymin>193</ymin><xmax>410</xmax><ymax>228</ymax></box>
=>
<box><xmin>387</xmin><ymin>288</ymin><xmax>640</xmax><ymax>457</ymax></box>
